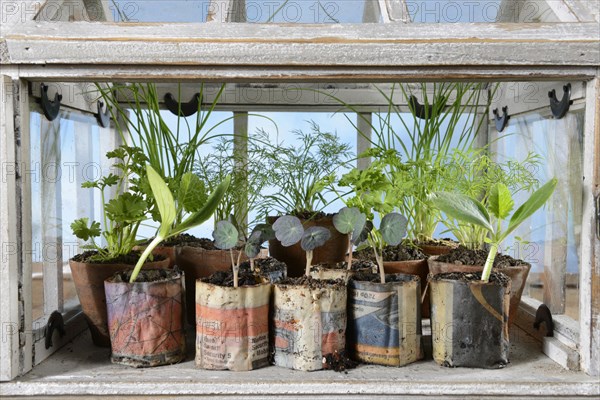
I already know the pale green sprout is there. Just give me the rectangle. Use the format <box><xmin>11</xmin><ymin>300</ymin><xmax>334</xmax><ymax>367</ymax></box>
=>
<box><xmin>431</xmin><ymin>178</ymin><xmax>557</xmax><ymax>282</ymax></box>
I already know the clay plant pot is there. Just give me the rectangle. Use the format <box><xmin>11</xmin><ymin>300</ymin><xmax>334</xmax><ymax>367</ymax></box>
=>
<box><xmin>383</xmin><ymin>259</ymin><xmax>430</xmax><ymax>318</ymax></box>
<box><xmin>268</xmin><ymin>215</ymin><xmax>347</xmax><ymax>278</ymax></box>
<box><xmin>429</xmin><ymin>271</ymin><xmax>510</xmax><ymax>369</ymax></box>
<box><xmin>133</xmin><ymin>244</ymin><xmax>178</xmax><ymax>268</ymax></box>
<box><xmin>178</xmin><ymin>246</ymin><xmax>268</xmax><ymax>324</ymax></box>
<box><xmin>195</xmin><ymin>280</ymin><xmax>271</xmax><ymax>371</ymax></box>
<box><xmin>69</xmin><ymin>255</ymin><xmax>170</xmax><ymax>347</ymax></box>
<box><xmin>104</xmin><ymin>269</ymin><xmax>186</xmax><ymax>367</ymax></box>
<box><xmin>418</xmin><ymin>242</ymin><xmax>458</xmax><ymax>257</ymax></box>
<box><xmin>273</xmin><ymin>278</ymin><xmax>347</xmax><ymax>371</ymax></box>
<box><xmin>347</xmin><ymin>274</ymin><xmax>423</xmax><ymax>367</ymax></box>
<box><xmin>428</xmin><ymin>255</ymin><xmax>531</xmax><ymax>326</ymax></box>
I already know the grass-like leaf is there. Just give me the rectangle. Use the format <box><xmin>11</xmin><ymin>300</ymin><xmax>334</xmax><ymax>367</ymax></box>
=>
<box><xmin>504</xmin><ymin>178</ymin><xmax>557</xmax><ymax>240</ymax></box>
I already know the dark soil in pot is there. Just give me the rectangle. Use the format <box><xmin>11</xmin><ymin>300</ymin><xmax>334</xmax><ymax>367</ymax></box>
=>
<box><xmin>415</xmin><ymin>238</ymin><xmax>459</xmax><ymax>256</ymax></box>
<box><xmin>347</xmin><ymin>272</ymin><xmax>423</xmax><ymax>367</ymax></box>
<box><xmin>310</xmin><ymin>259</ymin><xmax>378</xmax><ymax>282</ymax></box>
<box><xmin>69</xmin><ymin>251</ymin><xmax>170</xmax><ymax>347</ymax></box>
<box><xmin>268</xmin><ymin>214</ymin><xmax>347</xmax><ymax>278</ymax></box>
<box><xmin>354</xmin><ymin>243</ymin><xmax>427</xmax><ymax>262</ymax></box>
<box><xmin>105</xmin><ymin>269</ymin><xmax>186</xmax><ymax>367</ymax></box>
<box><xmin>436</xmin><ymin>245</ymin><xmax>525</xmax><ymax>268</ymax></box>
<box><xmin>239</xmin><ymin>257</ymin><xmax>287</xmax><ymax>283</ymax></box>
<box><xmin>429</xmin><ymin>271</ymin><xmax>510</xmax><ymax>369</ymax></box>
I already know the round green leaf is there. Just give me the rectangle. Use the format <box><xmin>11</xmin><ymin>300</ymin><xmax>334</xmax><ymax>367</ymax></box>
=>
<box><xmin>250</xmin><ymin>223</ymin><xmax>275</xmax><ymax>243</ymax></box>
<box><xmin>380</xmin><ymin>213</ymin><xmax>408</xmax><ymax>246</ymax></box>
<box><xmin>212</xmin><ymin>220</ymin><xmax>239</xmax><ymax>250</ymax></box>
<box><xmin>301</xmin><ymin>226</ymin><xmax>331</xmax><ymax>251</ymax></box>
<box><xmin>353</xmin><ymin>220</ymin><xmax>373</xmax><ymax>245</ymax></box>
<box><xmin>272</xmin><ymin>215</ymin><xmax>304</xmax><ymax>247</ymax></box>
<box><xmin>245</xmin><ymin>240</ymin><xmax>261</xmax><ymax>259</ymax></box>
<box><xmin>333</xmin><ymin>207</ymin><xmax>365</xmax><ymax>235</ymax></box>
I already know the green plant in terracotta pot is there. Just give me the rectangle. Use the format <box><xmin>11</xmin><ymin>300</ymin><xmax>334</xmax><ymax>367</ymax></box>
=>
<box><xmin>69</xmin><ymin>145</ymin><xmax>166</xmax><ymax>347</ymax></box>
<box><xmin>103</xmin><ymin>164</ymin><xmax>229</xmax><ymax>367</ymax></box>
<box><xmin>260</xmin><ymin>122</ymin><xmax>354</xmax><ymax>276</ymax></box>
<box><xmin>428</xmin><ymin>178</ymin><xmax>557</xmax><ymax>368</ymax></box>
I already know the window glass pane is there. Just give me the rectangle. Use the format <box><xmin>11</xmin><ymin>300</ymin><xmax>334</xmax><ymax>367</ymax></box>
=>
<box><xmin>406</xmin><ymin>0</ymin><xmax>559</xmax><ymax>23</ymax></box>
<box><xmin>491</xmin><ymin>111</ymin><xmax>583</xmax><ymax>320</ymax></box>
<box><xmin>248</xmin><ymin>0</ymin><xmax>369</xmax><ymax>23</ymax></box>
<box><xmin>30</xmin><ymin>110</ymin><xmax>106</xmax><ymax>320</ymax></box>
<box><xmin>111</xmin><ymin>0</ymin><xmax>211</xmax><ymax>22</ymax></box>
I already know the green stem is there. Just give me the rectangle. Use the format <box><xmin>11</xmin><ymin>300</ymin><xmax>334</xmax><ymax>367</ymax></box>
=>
<box><xmin>346</xmin><ymin>234</ymin><xmax>353</xmax><ymax>271</ymax></box>
<box><xmin>130</xmin><ymin>234</ymin><xmax>163</xmax><ymax>283</ymax></box>
<box><xmin>305</xmin><ymin>250</ymin><xmax>313</xmax><ymax>277</ymax></box>
<box><xmin>375</xmin><ymin>249</ymin><xmax>385</xmax><ymax>284</ymax></box>
<box><xmin>481</xmin><ymin>243</ymin><xmax>498</xmax><ymax>283</ymax></box>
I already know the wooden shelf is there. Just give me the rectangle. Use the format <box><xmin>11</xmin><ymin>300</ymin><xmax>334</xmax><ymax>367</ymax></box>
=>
<box><xmin>1</xmin><ymin>325</ymin><xmax>598</xmax><ymax>398</ymax></box>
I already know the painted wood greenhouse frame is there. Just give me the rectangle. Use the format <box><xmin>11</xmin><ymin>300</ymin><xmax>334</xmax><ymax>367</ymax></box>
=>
<box><xmin>0</xmin><ymin>0</ymin><xmax>599</xmax><ymax>397</ymax></box>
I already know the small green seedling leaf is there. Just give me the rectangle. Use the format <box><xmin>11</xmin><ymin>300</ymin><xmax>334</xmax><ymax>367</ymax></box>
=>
<box><xmin>333</xmin><ymin>207</ymin><xmax>365</xmax><ymax>235</ymax></box>
<box><xmin>300</xmin><ymin>226</ymin><xmax>331</xmax><ymax>252</ymax></box>
<box><xmin>431</xmin><ymin>191</ymin><xmax>494</xmax><ymax>233</ymax></box>
<box><xmin>504</xmin><ymin>178</ymin><xmax>557</xmax><ymax>240</ymax></box>
<box><xmin>104</xmin><ymin>193</ymin><xmax>147</xmax><ymax>224</ymax></box>
<box><xmin>70</xmin><ymin>218</ymin><xmax>101</xmax><ymax>241</ymax></box>
<box><xmin>245</xmin><ymin>240</ymin><xmax>262</xmax><ymax>259</ymax></box>
<box><xmin>353</xmin><ymin>220</ymin><xmax>373</xmax><ymax>245</ymax></box>
<box><xmin>178</xmin><ymin>172</ymin><xmax>208</xmax><ymax>213</ymax></box>
<box><xmin>273</xmin><ymin>215</ymin><xmax>304</xmax><ymax>247</ymax></box>
<box><xmin>488</xmin><ymin>183</ymin><xmax>514</xmax><ymax>220</ymax></box>
<box><xmin>146</xmin><ymin>164</ymin><xmax>176</xmax><ymax>237</ymax></box>
<box><xmin>380</xmin><ymin>212</ymin><xmax>408</xmax><ymax>246</ymax></box>
<box><xmin>213</xmin><ymin>220</ymin><xmax>239</xmax><ymax>250</ymax></box>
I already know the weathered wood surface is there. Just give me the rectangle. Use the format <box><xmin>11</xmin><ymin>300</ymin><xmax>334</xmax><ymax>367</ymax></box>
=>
<box><xmin>3</xmin><ymin>22</ymin><xmax>599</xmax><ymax>67</ymax></box>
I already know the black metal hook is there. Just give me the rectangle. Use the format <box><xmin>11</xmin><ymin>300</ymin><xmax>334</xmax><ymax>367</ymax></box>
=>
<box><xmin>164</xmin><ymin>92</ymin><xmax>200</xmax><ymax>117</ymax></box>
<box><xmin>44</xmin><ymin>311</ymin><xmax>66</xmax><ymax>349</ymax></box>
<box><xmin>548</xmin><ymin>83</ymin><xmax>573</xmax><ymax>119</ymax></box>
<box><xmin>493</xmin><ymin>106</ymin><xmax>510</xmax><ymax>132</ymax></box>
<box><xmin>96</xmin><ymin>100</ymin><xmax>110</xmax><ymax>128</ymax></box>
<box><xmin>408</xmin><ymin>95</ymin><xmax>435</xmax><ymax>120</ymax></box>
<box><xmin>40</xmin><ymin>83</ymin><xmax>62</xmax><ymax>121</ymax></box>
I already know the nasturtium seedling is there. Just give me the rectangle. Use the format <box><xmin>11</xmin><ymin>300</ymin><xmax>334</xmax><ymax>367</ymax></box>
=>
<box><xmin>333</xmin><ymin>207</ymin><xmax>367</xmax><ymax>270</ymax></box>
<box><xmin>371</xmin><ymin>212</ymin><xmax>408</xmax><ymax>283</ymax></box>
<box><xmin>273</xmin><ymin>215</ymin><xmax>332</xmax><ymax>276</ymax></box>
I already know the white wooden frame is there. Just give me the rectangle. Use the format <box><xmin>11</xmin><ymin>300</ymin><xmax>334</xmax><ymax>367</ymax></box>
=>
<box><xmin>0</xmin><ymin>0</ymin><xmax>599</xmax><ymax>383</ymax></box>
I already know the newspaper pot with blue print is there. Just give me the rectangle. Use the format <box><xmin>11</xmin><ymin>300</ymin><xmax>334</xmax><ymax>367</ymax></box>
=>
<box><xmin>429</xmin><ymin>271</ymin><xmax>510</xmax><ymax>368</ymax></box>
<box><xmin>346</xmin><ymin>213</ymin><xmax>423</xmax><ymax>367</ymax></box>
<box><xmin>195</xmin><ymin>221</ymin><xmax>274</xmax><ymax>371</ymax></box>
<box><xmin>271</xmin><ymin>215</ymin><xmax>347</xmax><ymax>371</ymax></box>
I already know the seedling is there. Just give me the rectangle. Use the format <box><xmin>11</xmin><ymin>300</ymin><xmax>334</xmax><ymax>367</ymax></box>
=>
<box><xmin>129</xmin><ymin>164</ymin><xmax>230</xmax><ymax>283</ymax></box>
<box><xmin>213</xmin><ymin>221</ymin><xmax>275</xmax><ymax>287</ymax></box>
<box><xmin>361</xmin><ymin>213</ymin><xmax>408</xmax><ymax>284</ymax></box>
<box><xmin>272</xmin><ymin>215</ymin><xmax>331</xmax><ymax>277</ymax></box>
<box><xmin>431</xmin><ymin>178</ymin><xmax>557</xmax><ymax>282</ymax></box>
<box><xmin>332</xmin><ymin>207</ymin><xmax>367</xmax><ymax>270</ymax></box>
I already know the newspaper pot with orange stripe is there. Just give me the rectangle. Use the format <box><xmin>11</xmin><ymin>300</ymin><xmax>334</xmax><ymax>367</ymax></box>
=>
<box><xmin>104</xmin><ymin>269</ymin><xmax>186</xmax><ymax>367</ymax></box>
<box><xmin>429</xmin><ymin>271</ymin><xmax>511</xmax><ymax>369</ymax></box>
<box><xmin>195</xmin><ymin>279</ymin><xmax>271</xmax><ymax>371</ymax></box>
<box><xmin>273</xmin><ymin>277</ymin><xmax>347</xmax><ymax>371</ymax></box>
<box><xmin>347</xmin><ymin>273</ymin><xmax>423</xmax><ymax>367</ymax></box>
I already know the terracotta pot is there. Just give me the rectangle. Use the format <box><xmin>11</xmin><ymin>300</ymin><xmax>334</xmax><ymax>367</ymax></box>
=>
<box><xmin>418</xmin><ymin>243</ymin><xmax>457</xmax><ymax>257</ymax></box>
<box><xmin>383</xmin><ymin>259</ymin><xmax>430</xmax><ymax>318</ymax></box>
<box><xmin>273</xmin><ymin>280</ymin><xmax>347</xmax><ymax>371</ymax></box>
<box><xmin>430</xmin><ymin>272</ymin><xmax>510</xmax><ymax>369</ymax></box>
<box><xmin>196</xmin><ymin>280</ymin><xmax>271</xmax><ymax>371</ymax></box>
<box><xmin>105</xmin><ymin>269</ymin><xmax>186</xmax><ymax>367</ymax></box>
<box><xmin>177</xmin><ymin>246</ymin><xmax>268</xmax><ymax>325</ymax></box>
<box><xmin>69</xmin><ymin>256</ymin><xmax>170</xmax><ymax>347</ymax></box>
<box><xmin>268</xmin><ymin>215</ymin><xmax>348</xmax><ymax>278</ymax></box>
<box><xmin>347</xmin><ymin>274</ymin><xmax>423</xmax><ymax>367</ymax></box>
<box><xmin>428</xmin><ymin>255</ymin><xmax>531</xmax><ymax>326</ymax></box>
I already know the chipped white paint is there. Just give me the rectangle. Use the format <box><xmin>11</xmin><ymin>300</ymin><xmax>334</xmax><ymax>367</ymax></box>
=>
<box><xmin>3</xmin><ymin>22</ymin><xmax>599</xmax><ymax>67</ymax></box>
<box><xmin>0</xmin><ymin>75</ymin><xmax>19</xmax><ymax>382</ymax></box>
